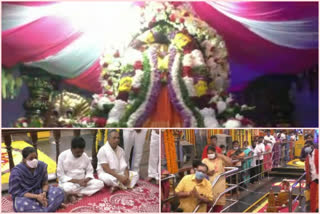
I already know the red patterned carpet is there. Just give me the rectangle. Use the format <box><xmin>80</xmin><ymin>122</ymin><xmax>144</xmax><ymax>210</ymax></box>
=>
<box><xmin>2</xmin><ymin>180</ymin><xmax>159</xmax><ymax>213</ymax></box>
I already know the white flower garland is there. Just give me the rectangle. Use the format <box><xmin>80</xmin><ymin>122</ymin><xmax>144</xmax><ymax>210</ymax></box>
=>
<box><xmin>199</xmin><ymin>107</ymin><xmax>219</xmax><ymax>127</ymax></box>
<box><xmin>108</xmin><ymin>100</ymin><xmax>127</xmax><ymax>124</ymax></box>
<box><xmin>126</xmin><ymin>48</ymin><xmax>156</xmax><ymax>127</ymax></box>
<box><xmin>170</xmin><ymin>47</ymin><xmax>197</xmax><ymax>127</ymax></box>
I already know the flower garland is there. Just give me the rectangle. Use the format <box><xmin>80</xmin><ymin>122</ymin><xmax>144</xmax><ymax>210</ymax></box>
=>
<box><xmin>118</xmin><ymin>53</ymin><xmax>152</xmax><ymax>127</ymax></box>
<box><xmin>163</xmin><ymin>130</ymin><xmax>178</xmax><ymax>174</ymax></box>
<box><xmin>88</xmin><ymin>2</ymin><xmax>254</xmax><ymax>127</ymax></box>
<box><xmin>95</xmin><ymin>129</ymin><xmax>103</xmax><ymax>152</ymax></box>
<box><xmin>167</xmin><ymin>47</ymin><xmax>193</xmax><ymax>126</ymax></box>
<box><xmin>126</xmin><ymin>47</ymin><xmax>162</xmax><ymax>127</ymax></box>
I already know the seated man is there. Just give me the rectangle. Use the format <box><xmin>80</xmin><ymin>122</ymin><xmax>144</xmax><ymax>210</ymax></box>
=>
<box><xmin>57</xmin><ymin>136</ymin><xmax>104</xmax><ymax>202</ymax></box>
<box><xmin>175</xmin><ymin>163</ymin><xmax>213</xmax><ymax>212</ymax></box>
<box><xmin>97</xmin><ymin>130</ymin><xmax>139</xmax><ymax>193</ymax></box>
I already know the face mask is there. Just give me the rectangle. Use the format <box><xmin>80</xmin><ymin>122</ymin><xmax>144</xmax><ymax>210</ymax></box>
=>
<box><xmin>234</xmin><ymin>147</ymin><xmax>239</xmax><ymax>150</ymax></box>
<box><xmin>26</xmin><ymin>159</ymin><xmax>38</xmax><ymax>168</ymax></box>
<box><xmin>305</xmin><ymin>146</ymin><xmax>313</xmax><ymax>154</ymax></box>
<box><xmin>195</xmin><ymin>171</ymin><xmax>205</xmax><ymax>180</ymax></box>
<box><xmin>208</xmin><ymin>154</ymin><xmax>216</xmax><ymax>159</ymax></box>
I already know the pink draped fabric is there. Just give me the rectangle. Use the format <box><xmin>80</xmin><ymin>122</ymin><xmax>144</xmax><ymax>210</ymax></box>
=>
<box><xmin>3</xmin><ymin>2</ymin><xmax>57</xmax><ymax>6</ymax></box>
<box><xmin>191</xmin><ymin>2</ymin><xmax>318</xmax><ymax>90</ymax></box>
<box><xmin>64</xmin><ymin>59</ymin><xmax>102</xmax><ymax>93</ymax></box>
<box><xmin>1</xmin><ymin>1</ymin><xmax>318</xmax><ymax>93</ymax></box>
<box><xmin>2</xmin><ymin>16</ymin><xmax>82</xmax><ymax>67</ymax></box>
<box><xmin>208</xmin><ymin>2</ymin><xmax>318</xmax><ymax>21</ymax></box>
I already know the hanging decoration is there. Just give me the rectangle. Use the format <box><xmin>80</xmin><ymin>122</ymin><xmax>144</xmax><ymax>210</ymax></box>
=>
<box><xmin>163</xmin><ymin>130</ymin><xmax>178</xmax><ymax>173</ymax></box>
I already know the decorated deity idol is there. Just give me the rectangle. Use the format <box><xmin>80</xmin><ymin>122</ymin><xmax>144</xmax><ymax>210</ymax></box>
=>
<box><xmin>91</xmin><ymin>2</ymin><xmax>254</xmax><ymax>127</ymax></box>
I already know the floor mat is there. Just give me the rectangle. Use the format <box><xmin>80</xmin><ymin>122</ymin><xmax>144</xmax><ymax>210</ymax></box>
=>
<box><xmin>2</xmin><ymin>180</ymin><xmax>159</xmax><ymax>213</ymax></box>
<box><xmin>1</xmin><ymin>141</ymin><xmax>57</xmax><ymax>184</ymax></box>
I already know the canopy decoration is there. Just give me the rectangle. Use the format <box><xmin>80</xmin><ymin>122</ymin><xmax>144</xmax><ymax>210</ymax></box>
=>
<box><xmin>2</xmin><ymin>1</ymin><xmax>318</xmax><ymax>128</ymax></box>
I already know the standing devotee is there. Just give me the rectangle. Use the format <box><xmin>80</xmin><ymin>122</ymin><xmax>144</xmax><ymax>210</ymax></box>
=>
<box><xmin>304</xmin><ymin>140</ymin><xmax>318</xmax><ymax>212</ymax></box>
<box><xmin>147</xmin><ymin>130</ymin><xmax>160</xmax><ymax>184</ymax></box>
<box><xmin>263</xmin><ymin>139</ymin><xmax>273</xmax><ymax>173</ymax></box>
<box><xmin>242</xmin><ymin>141</ymin><xmax>253</xmax><ymax>187</ymax></box>
<box><xmin>175</xmin><ymin>163</ymin><xmax>213</xmax><ymax>212</ymax></box>
<box><xmin>264</xmin><ymin>130</ymin><xmax>276</xmax><ymax>149</ymax></box>
<box><xmin>255</xmin><ymin>137</ymin><xmax>265</xmax><ymax>179</ymax></box>
<box><xmin>300</xmin><ymin>134</ymin><xmax>314</xmax><ymax>161</ymax></box>
<box><xmin>123</xmin><ymin>129</ymin><xmax>147</xmax><ymax>173</ymax></box>
<box><xmin>9</xmin><ymin>147</ymin><xmax>64</xmax><ymax>212</ymax></box>
<box><xmin>97</xmin><ymin>130</ymin><xmax>139</xmax><ymax>193</ymax></box>
<box><xmin>202</xmin><ymin>135</ymin><xmax>222</xmax><ymax>159</ymax></box>
<box><xmin>272</xmin><ymin>134</ymin><xmax>281</xmax><ymax>168</ymax></box>
<box><xmin>202</xmin><ymin>146</ymin><xmax>232</xmax><ymax>212</ymax></box>
<box><xmin>227</xmin><ymin>141</ymin><xmax>245</xmax><ymax>191</ymax></box>
<box><xmin>57</xmin><ymin>136</ymin><xmax>104</xmax><ymax>202</ymax></box>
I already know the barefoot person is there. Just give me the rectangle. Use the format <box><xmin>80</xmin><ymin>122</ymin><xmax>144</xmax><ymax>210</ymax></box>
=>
<box><xmin>146</xmin><ymin>130</ymin><xmax>160</xmax><ymax>184</ymax></box>
<box><xmin>9</xmin><ymin>147</ymin><xmax>64</xmax><ymax>212</ymax></box>
<box><xmin>97</xmin><ymin>130</ymin><xmax>139</xmax><ymax>193</ymax></box>
<box><xmin>57</xmin><ymin>136</ymin><xmax>104</xmax><ymax>203</ymax></box>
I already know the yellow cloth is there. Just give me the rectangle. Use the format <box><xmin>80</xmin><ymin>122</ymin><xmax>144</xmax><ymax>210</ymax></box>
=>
<box><xmin>1</xmin><ymin>141</ymin><xmax>57</xmax><ymax>184</ymax></box>
<box><xmin>202</xmin><ymin>158</ymin><xmax>226</xmax><ymax>206</ymax></box>
<box><xmin>175</xmin><ymin>174</ymin><xmax>213</xmax><ymax>212</ymax></box>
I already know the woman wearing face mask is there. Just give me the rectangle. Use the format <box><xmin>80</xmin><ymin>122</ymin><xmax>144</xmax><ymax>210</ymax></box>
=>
<box><xmin>242</xmin><ymin>141</ymin><xmax>252</xmax><ymax>187</ymax></box>
<box><xmin>304</xmin><ymin>141</ymin><xmax>319</xmax><ymax>212</ymax></box>
<box><xmin>202</xmin><ymin>146</ymin><xmax>232</xmax><ymax>212</ymax></box>
<box><xmin>8</xmin><ymin>147</ymin><xmax>65</xmax><ymax>212</ymax></box>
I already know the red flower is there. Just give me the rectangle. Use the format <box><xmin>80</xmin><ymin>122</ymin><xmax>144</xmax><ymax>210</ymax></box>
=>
<box><xmin>182</xmin><ymin>66</ymin><xmax>192</xmax><ymax>77</ymax></box>
<box><xmin>105</xmin><ymin>90</ymin><xmax>113</xmax><ymax>96</ymax></box>
<box><xmin>180</xmin><ymin>18</ymin><xmax>185</xmax><ymax>23</ymax></box>
<box><xmin>132</xmin><ymin>87</ymin><xmax>140</xmax><ymax>94</ymax></box>
<box><xmin>113</xmin><ymin>51</ymin><xmax>120</xmax><ymax>58</ymax></box>
<box><xmin>134</xmin><ymin>61</ymin><xmax>143</xmax><ymax>70</ymax></box>
<box><xmin>183</xmin><ymin>49</ymin><xmax>192</xmax><ymax>54</ymax></box>
<box><xmin>211</xmin><ymin>102</ymin><xmax>217</xmax><ymax>111</ymax></box>
<box><xmin>169</xmin><ymin>14</ymin><xmax>176</xmax><ymax>22</ymax></box>
<box><xmin>103</xmin><ymin>74</ymin><xmax>109</xmax><ymax>80</ymax></box>
<box><xmin>117</xmin><ymin>91</ymin><xmax>129</xmax><ymax>102</ymax></box>
<box><xmin>181</xmin><ymin>29</ymin><xmax>188</xmax><ymax>34</ymax></box>
<box><xmin>92</xmin><ymin>117</ymin><xmax>107</xmax><ymax>127</ymax></box>
<box><xmin>241</xmin><ymin>118</ymin><xmax>253</xmax><ymax>126</ymax></box>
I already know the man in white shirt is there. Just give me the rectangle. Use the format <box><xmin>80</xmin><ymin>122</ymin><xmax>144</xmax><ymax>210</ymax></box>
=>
<box><xmin>255</xmin><ymin>137</ymin><xmax>265</xmax><ymax>179</ymax></box>
<box><xmin>97</xmin><ymin>130</ymin><xmax>139</xmax><ymax>193</ymax></box>
<box><xmin>264</xmin><ymin>130</ymin><xmax>276</xmax><ymax>149</ymax></box>
<box><xmin>57</xmin><ymin>136</ymin><xmax>104</xmax><ymax>202</ymax></box>
<box><xmin>123</xmin><ymin>129</ymin><xmax>147</xmax><ymax>173</ymax></box>
<box><xmin>146</xmin><ymin>130</ymin><xmax>160</xmax><ymax>184</ymax></box>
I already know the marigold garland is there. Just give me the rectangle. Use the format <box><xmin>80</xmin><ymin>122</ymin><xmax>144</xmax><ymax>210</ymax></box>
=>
<box><xmin>163</xmin><ymin>130</ymin><xmax>178</xmax><ymax>173</ymax></box>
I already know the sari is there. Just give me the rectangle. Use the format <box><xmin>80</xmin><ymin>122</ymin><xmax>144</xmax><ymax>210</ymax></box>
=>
<box><xmin>202</xmin><ymin>158</ymin><xmax>226</xmax><ymax>206</ymax></box>
<box><xmin>263</xmin><ymin>143</ymin><xmax>272</xmax><ymax>171</ymax></box>
<box><xmin>9</xmin><ymin>161</ymin><xmax>64</xmax><ymax>212</ymax></box>
<box><xmin>272</xmin><ymin>140</ymin><xmax>281</xmax><ymax>167</ymax></box>
<box><xmin>242</xmin><ymin>148</ymin><xmax>252</xmax><ymax>185</ymax></box>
